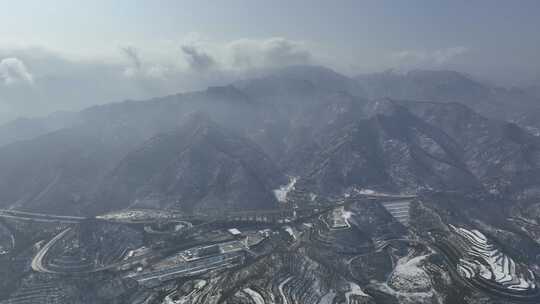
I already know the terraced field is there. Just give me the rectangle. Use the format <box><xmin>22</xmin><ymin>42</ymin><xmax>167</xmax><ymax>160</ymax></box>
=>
<box><xmin>0</xmin><ymin>281</ymin><xmax>65</xmax><ymax>304</ymax></box>
<box><xmin>450</xmin><ymin>226</ymin><xmax>537</xmax><ymax>292</ymax></box>
<box><xmin>381</xmin><ymin>200</ymin><xmax>411</xmax><ymax>226</ymax></box>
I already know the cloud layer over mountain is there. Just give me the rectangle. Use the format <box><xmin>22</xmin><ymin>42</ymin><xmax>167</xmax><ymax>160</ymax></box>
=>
<box><xmin>0</xmin><ymin>33</ymin><xmax>534</xmax><ymax>124</ymax></box>
<box><xmin>0</xmin><ymin>36</ymin><xmax>321</xmax><ymax>123</ymax></box>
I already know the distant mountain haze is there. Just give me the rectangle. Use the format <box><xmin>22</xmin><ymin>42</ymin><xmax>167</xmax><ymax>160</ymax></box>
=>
<box><xmin>0</xmin><ymin>66</ymin><xmax>539</xmax><ymax>215</ymax></box>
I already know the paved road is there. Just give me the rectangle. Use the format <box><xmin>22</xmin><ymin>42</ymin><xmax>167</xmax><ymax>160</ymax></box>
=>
<box><xmin>24</xmin><ymin>192</ymin><xmax>416</xmax><ymax>275</ymax></box>
<box><xmin>31</xmin><ymin>227</ymin><xmax>72</xmax><ymax>273</ymax></box>
<box><xmin>0</xmin><ymin>192</ymin><xmax>415</xmax><ymax>224</ymax></box>
<box><xmin>0</xmin><ymin>209</ymin><xmax>86</xmax><ymax>224</ymax></box>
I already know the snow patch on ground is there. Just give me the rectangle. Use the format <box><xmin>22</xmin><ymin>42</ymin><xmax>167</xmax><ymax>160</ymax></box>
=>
<box><xmin>381</xmin><ymin>200</ymin><xmax>411</xmax><ymax>226</ymax></box>
<box><xmin>389</xmin><ymin>254</ymin><xmax>432</xmax><ymax>292</ymax></box>
<box><xmin>318</xmin><ymin>290</ymin><xmax>336</xmax><ymax>304</ymax></box>
<box><xmin>374</xmin><ymin>282</ymin><xmax>434</xmax><ymax>304</ymax></box>
<box><xmin>278</xmin><ymin>276</ymin><xmax>293</xmax><ymax>304</ymax></box>
<box><xmin>357</xmin><ymin>188</ymin><xmax>376</xmax><ymax>195</ymax></box>
<box><xmin>274</xmin><ymin>177</ymin><xmax>297</xmax><ymax>203</ymax></box>
<box><xmin>345</xmin><ymin>282</ymin><xmax>369</xmax><ymax>303</ymax></box>
<box><xmin>342</xmin><ymin>210</ymin><xmax>353</xmax><ymax>221</ymax></box>
<box><xmin>326</xmin><ymin>206</ymin><xmax>352</xmax><ymax>229</ymax></box>
<box><xmin>243</xmin><ymin>288</ymin><xmax>265</xmax><ymax>304</ymax></box>
<box><xmin>283</xmin><ymin>226</ymin><xmax>296</xmax><ymax>240</ymax></box>
<box><xmin>371</xmin><ymin>252</ymin><xmax>435</xmax><ymax>303</ymax></box>
<box><xmin>451</xmin><ymin>225</ymin><xmax>536</xmax><ymax>291</ymax></box>
<box><xmin>97</xmin><ymin>209</ymin><xmax>177</xmax><ymax>221</ymax></box>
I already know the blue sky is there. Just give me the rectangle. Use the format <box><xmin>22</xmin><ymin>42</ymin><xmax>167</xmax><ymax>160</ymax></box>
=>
<box><xmin>0</xmin><ymin>0</ymin><xmax>539</xmax><ymax>121</ymax></box>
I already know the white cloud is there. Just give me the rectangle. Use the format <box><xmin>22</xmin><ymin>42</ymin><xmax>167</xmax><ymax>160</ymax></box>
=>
<box><xmin>181</xmin><ymin>44</ymin><xmax>216</xmax><ymax>72</ymax></box>
<box><xmin>120</xmin><ymin>46</ymin><xmax>141</xmax><ymax>70</ymax></box>
<box><xmin>122</xmin><ymin>66</ymin><xmax>138</xmax><ymax>78</ymax></box>
<box><xmin>119</xmin><ymin>36</ymin><xmax>314</xmax><ymax>78</ymax></box>
<box><xmin>392</xmin><ymin>46</ymin><xmax>469</xmax><ymax>67</ymax></box>
<box><xmin>120</xmin><ymin>46</ymin><xmax>172</xmax><ymax>79</ymax></box>
<box><xmin>227</xmin><ymin>37</ymin><xmax>312</xmax><ymax>69</ymax></box>
<box><xmin>145</xmin><ymin>65</ymin><xmax>170</xmax><ymax>79</ymax></box>
<box><xmin>0</xmin><ymin>36</ymin><xmax>316</xmax><ymax>122</ymax></box>
<box><xmin>0</xmin><ymin>57</ymin><xmax>34</xmax><ymax>85</ymax></box>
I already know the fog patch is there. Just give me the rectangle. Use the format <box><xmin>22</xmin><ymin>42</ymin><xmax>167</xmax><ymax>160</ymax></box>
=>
<box><xmin>0</xmin><ymin>57</ymin><xmax>34</xmax><ymax>85</ymax></box>
<box><xmin>228</xmin><ymin>37</ymin><xmax>312</xmax><ymax>69</ymax></box>
<box><xmin>392</xmin><ymin>46</ymin><xmax>469</xmax><ymax>67</ymax></box>
<box><xmin>181</xmin><ymin>44</ymin><xmax>216</xmax><ymax>72</ymax></box>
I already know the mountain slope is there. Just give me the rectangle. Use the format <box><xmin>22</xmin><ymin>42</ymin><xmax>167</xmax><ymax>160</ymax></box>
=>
<box><xmin>0</xmin><ymin>122</ymin><xmax>146</xmax><ymax>214</ymax></box>
<box><xmin>0</xmin><ymin>87</ymin><xmax>268</xmax><ymax>215</ymax></box>
<box><xmin>0</xmin><ymin>66</ymin><xmax>539</xmax><ymax>215</ymax></box>
<box><xmin>355</xmin><ymin>70</ymin><xmax>540</xmax><ymax>131</ymax></box>
<box><xmin>92</xmin><ymin>114</ymin><xmax>286</xmax><ymax>214</ymax></box>
<box><xmin>296</xmin><ymin>99</ymin><xmax>540</xmax><ymax>196</ymax></box>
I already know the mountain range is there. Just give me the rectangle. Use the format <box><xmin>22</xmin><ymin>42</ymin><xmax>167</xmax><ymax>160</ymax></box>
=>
<box><xmin>0</xmin><ymin>65</ymin><xmax>539</xmax><ymax>216</ymax></box>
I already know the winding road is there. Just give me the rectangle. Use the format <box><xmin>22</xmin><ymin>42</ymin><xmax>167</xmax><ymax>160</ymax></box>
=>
<box><xmin>31</xmin><ymin>227</ymin><xmax>72</xmax><ymax>273</ymax></box>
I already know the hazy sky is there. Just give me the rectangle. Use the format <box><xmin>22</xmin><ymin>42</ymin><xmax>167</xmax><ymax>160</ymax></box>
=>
<box><xmin>1</xmin><ymin>0</ymin><xmax>539</xmax><ymax>121</ymax></box>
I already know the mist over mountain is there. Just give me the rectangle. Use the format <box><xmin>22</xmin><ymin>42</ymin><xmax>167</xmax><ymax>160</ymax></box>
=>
<box><xmin>356</xmin><ymin>70</ymin><xmax>540</xmax><ymax>131</ymax></box>
<box><xmin>0</xmin><ymin>65</ymin><xmax>539</xmax><ymax>215</ymax></box>
<box><xmin>93</xmin><ymin>113</ymin><xmax>286</xmax><ymax>215</ymax></box>
<box><xmin>2</xmin><ymin>64</ymin><xmax>540</xmax><ymax>304</ymax></box>
<box><xmin>3</xmin><ymin>2</ymin><xmax>540</xmax><ymax>303</ymax></box>
<box><xmin>525</xmin><ymin>84</ymin><xmax>540</xmax><ymax>99</ymax></box>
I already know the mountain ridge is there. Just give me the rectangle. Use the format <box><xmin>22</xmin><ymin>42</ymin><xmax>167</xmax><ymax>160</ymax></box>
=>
<box><xmin>0</xmin><ymin>66</ymin><xmax>539</xmax><ymax>215</ymax></box>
